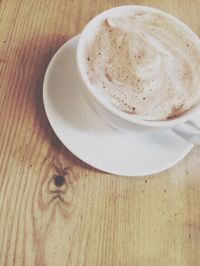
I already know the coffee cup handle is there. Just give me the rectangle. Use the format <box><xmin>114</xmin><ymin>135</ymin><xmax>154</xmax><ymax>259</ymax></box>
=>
<box><xmin>172</xmin><ymin>118</ymin><xmax>200</xmax><ymax>145</ymax></box>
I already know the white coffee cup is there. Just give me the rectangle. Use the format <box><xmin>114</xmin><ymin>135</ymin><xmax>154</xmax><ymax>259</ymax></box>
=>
<box><xmin>76</xmin><ymin>5</ymin><xmax>200</xmax><ymax>144</ymax></box>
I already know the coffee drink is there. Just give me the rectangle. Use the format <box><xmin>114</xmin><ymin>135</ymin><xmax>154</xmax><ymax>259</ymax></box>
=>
<box><xmin>85</xmin><ymin>11</ymin><xmax>200</xmax><ymax>121</ymax></box>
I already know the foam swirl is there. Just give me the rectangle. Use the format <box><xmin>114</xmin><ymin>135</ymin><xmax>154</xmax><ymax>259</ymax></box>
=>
<box><xmin>86</xmin><ymin>12</ymin><xmax>200</xmax><ymax>120</ymax></box>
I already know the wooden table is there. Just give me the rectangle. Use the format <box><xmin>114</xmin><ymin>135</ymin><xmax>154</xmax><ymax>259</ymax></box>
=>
<box><xmin>1</xmin><ymin>0</ymin><xmax>200</xmax><ymax>265</ymax></box>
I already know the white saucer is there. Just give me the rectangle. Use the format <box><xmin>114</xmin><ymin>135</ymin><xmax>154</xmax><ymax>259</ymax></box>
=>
<box><xmin>43</xmin><ymin>35</ymin><xmax>193</xmax><ymax>176</ymax></box>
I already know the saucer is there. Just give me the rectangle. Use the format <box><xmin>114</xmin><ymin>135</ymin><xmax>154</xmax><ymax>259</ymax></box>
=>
<box><xmin>43</xmin><ymin>35</ymin><xmax>193</xmax><ymax>176</ymax></box>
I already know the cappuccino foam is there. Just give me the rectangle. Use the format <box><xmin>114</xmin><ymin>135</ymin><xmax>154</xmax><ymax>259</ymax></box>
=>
<box><xmin>86</xmin><ymin>11</ymin><xmax>200</xmax><ymax>120</ymax></box>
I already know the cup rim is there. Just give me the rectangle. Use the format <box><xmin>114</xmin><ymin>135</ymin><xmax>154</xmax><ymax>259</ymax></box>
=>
<box><xmin>77</xmin><ymin>5</ymin><xmax>200</xmax><ymax>127</ymax></box>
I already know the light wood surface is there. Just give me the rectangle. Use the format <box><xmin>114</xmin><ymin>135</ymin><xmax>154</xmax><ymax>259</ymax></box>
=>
<box><xmin>0</xmin><ymin>0</ymin><xmax>200</xmax><ymax>265</ymax></box>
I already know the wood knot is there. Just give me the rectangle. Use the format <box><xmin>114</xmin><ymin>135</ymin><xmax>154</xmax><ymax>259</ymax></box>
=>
<box><xmin>54</xmin><ymin>175</ymin><xmax>65</xmax><ymax>187</ymax></box>
<box><xmin>47</xmin><ymin>164</ymin><xmax>71</xmax><ymax>195</ymax></box>
<box><xmin>48</xmin><ymin>174</ymin><xmax>67</xmax><ymax>194</ymax></box>
<box><xmin>36</xmin><ymin>158</ymin><xmax>78</xmax><ymax>221</ymax></box>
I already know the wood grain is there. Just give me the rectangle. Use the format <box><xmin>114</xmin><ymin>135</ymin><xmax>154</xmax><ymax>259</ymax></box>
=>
<box><xmin>0</xmin><ymin>0</ymin><xmax>200</xmax><ymax>265</ymax></box>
